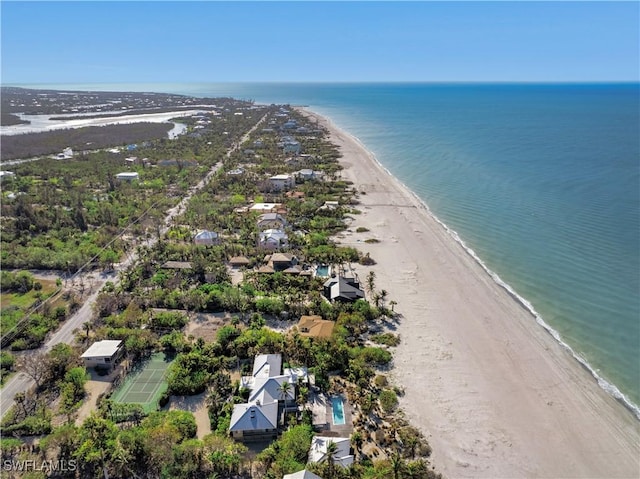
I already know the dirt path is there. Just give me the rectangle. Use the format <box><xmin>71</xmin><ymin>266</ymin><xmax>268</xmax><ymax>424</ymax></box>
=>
<box><xmin>167</xmin><ymin>392</ymin><xmax>211</xmax><ymax>439</ymax></box>
<box><xmin>75</xmin><ymin>369</ymin><xmax>117</xmax><ymax>425</ymax></box>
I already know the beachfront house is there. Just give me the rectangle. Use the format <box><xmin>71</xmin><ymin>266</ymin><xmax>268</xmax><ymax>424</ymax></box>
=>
<box><xmin>297</xmin><ymin>315</ymin><xmax>335</xmax><ymax>339</ymax></box>
<box><xmin>308</xmin><ymin>436</ymin><xmax>354</xmax><ymax>468</ymax></box>
<box><xmin>81</xmin><ymin>340</ymin><xmax>124</xmax><ymax>370</ymax></box>
<box><xmin>268</xmin><ymin>174</ymin><xmax>295</xmax><ymax>192</ymax></box>
<box><xmin>319</xmin><ymin>200</ymin><xmax>340</xmax><ymax>211</ymax></box>
<box><xmin>231</xmin><ymin>353</ymin><xmax>298</xmax><ymax>442</ymax></box>
<box><xmin>229</xmin><ymin>402</ymin><xmax>279</xmax><ymax>442</ymax></box>
<box><xmin>323</xmin><ymin>276</ymin><xmax>365</xmax><ymax>303</ymax></box>
<box><xmin>295</xmin><ymin>169</ymin><xmax>322</xmax><ymax>182</ymax></box>
<box><xmin>265</xmin><ymin>252</ymin><xmax>298</xmax><ymax>272</ymax></box>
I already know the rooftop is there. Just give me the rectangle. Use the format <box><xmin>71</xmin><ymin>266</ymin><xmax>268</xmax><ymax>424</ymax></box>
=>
<box><xmin>81</xmin><ymin>340</ymin><xmax>122</xmax><ymax>358</ymax></box>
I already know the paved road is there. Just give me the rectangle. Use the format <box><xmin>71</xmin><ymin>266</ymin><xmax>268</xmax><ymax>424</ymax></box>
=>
<box><xmin>0</xmin><ymin>112</ymin><xmax>268</xmax><ymax>417</ymax></box>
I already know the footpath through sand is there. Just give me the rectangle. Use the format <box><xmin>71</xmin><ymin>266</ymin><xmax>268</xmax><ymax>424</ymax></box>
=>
<box><xmin>299</xmin><ymin>107</ymin><xmax>640</xmax><ymax>479</ymax></box>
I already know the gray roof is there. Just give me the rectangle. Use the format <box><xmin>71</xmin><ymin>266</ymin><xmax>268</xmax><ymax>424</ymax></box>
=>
<box><xmin>252</xmin><ymin>354</ymin><xmax>282</xmax><ymax>378</ymax></box>
<box><xmin>81</xmin><ymin>340</ymin><xmax>122</xmax><ymax>358</ymax></box>
<box><xmin>259</xmin><ymin>212</ymin><xmax>286</xmax><ymax>222</ymax></box>
<box><xmin>283</xmin><ymin>470</ymin><xmax>323</xmax><ymax>479</ymax></box>
<box><xmin>229</xmin><ymin>402</ymin><xmax>278</xmax><ymax>432</ymax></box>
<box><xmin>331</xmin><ymin>280</ymin><xmax>364</xmax><ymax>301</ymax></box>
<box><xmin>325</xmin><ymin>276</ymin><xmax>364</xmax><ymax>301</ymax></box>
<box><xmin>309</xmin><ymin>436</ymin><xmax>354</xmax><ymax>467</ymax></box>
<box><xmin>249</xmin><ymin>376</ymin><xmax>295</xmax><ymax>404</ymax></box>
<box><xmin>194</xmin><ymin>230</ymin><xmax>218</xmax><ymax>240</ymax></box>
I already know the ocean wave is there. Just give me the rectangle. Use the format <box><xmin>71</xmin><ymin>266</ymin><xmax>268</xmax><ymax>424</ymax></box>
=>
<box><xmin>334</xmin><ymin>115</ymin><xmax>640</xmax><ymax>421</ymax></box>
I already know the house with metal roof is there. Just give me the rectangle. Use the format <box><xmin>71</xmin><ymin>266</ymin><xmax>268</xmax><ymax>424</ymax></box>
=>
<box><xmin>257</xmin><ymin>212</ymin><xmax>288</xmax><ymax>230</ymax></box>
<box><xmin>194</xmin><ymin>230</ymin><xmax>219</xmax><ymax>245</ymax></box>
<box><xmin>308</xmin><ymin>436</ymin><xmax>354</xmax><ymax>468</ymax></box>
<box><xmin>115</xmin><ymin>172</ymin><xmax>139</xmax><ymax>181</ymax></box>
<box><xmin>229</xmin><ymin>402</ymin><xmax>278</xmax><ymax>441</ymax></box>
<box><xmin>231</xmin><ymin>353</ymin><xmax>299</xmax><ymax>442</ymax></box>
<box><xmin>259</xmin><ymin>229</ymin><xmax>288</xmax><ymax>250</ymax></box>
<box><xmin>268</xmin><ymin>174</ymin><xmax>295</xmax><ymax>192</ymax></box>
<box><xmin>323</xmin><ymin>276</ymin><xmax>365</xmax><ymax>303</ymax></box>
<box><xmin>81</xmin><ymin>340</ymin><xmax>123</xmax><ymax>370</ymax></box>
<box><xmin>283</xmin><ymin>470</ymin><xmax>323</xmax><ymax>479</ymax></box>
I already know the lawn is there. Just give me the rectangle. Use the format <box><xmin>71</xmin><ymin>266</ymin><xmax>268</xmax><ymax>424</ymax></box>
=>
<box><xmin>0</xmin><ymin>279</ymin><xmax>58</xmax><ymax>332</ymax></box>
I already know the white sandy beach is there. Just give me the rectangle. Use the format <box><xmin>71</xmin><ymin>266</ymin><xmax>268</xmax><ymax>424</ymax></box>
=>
<box><xmin>300</xmin><ymin>108</ymin><xmax>640</xmax><ymax>479</ymax></box>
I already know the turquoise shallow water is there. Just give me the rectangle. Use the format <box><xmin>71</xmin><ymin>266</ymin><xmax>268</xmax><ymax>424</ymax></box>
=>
<box><xmin>12</xmin><ymin>82</ymin><xmax>640</xmax><ymax>414</ymax></box>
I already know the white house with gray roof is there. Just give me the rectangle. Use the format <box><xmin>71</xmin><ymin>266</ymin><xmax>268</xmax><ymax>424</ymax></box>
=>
<box><xmin>231</xmin><ymin>353</ymin><xmax>299</xmax><ymax>442</ymax></box>
<box><xmin>229</xmin><ymin>402</ymin><xmax>278</xmax><ymax>441</ymax></box>
<box><xmin>81</xmin><ymin>340</ymin><xmax>123</xmax><ymax>370</ymax></box>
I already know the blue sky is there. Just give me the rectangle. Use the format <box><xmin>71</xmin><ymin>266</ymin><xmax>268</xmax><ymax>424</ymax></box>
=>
<box><xmin>1</xmin><ymin>1</ymin><xmax>638</xmax><ymax>83</ymax></box>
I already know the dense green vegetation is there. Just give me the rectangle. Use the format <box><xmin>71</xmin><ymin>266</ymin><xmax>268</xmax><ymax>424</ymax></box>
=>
<box><xmin>0</xmin><ymin>112</ymin><xmax>29</xmax><ymax>126</ymax></box>
<box><xmin>0</xmin><ymin>95</ymin><xmax>440</xmax><ymax>479</ymax></box>
<box><xmin>0</xmin><ymin>123</ymin><xmax>173</xmax><ymax>161</ymax></box>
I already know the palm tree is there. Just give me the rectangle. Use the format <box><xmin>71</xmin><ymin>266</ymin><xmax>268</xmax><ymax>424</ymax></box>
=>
<box><xmin>325</xmin><ymin>440</ymin><xmax>339</xmax><ymax>479</ymax></box>
<box><xmin>366</xmin><ymin>271</ymin><xmax>376</xmax><ymax>296</ymax></box>
<box><xmin>278</xmin><ymin>380</ymin><xmax>293</xmax><ymax>425</ymax></box>
<box><xmin>390</xmin><ymin>451</ymin><xmax>408</xmax><ymax>479</ymax></box>
<box><xmin>379</xmin><ymin>289</ymin><xmax>388</xmax><ymax>309</ymax></box>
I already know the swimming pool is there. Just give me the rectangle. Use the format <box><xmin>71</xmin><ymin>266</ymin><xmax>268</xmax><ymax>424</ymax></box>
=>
<box><xmin>316</xmin><ymin>265</ymin><xmax>330</xmax><ymax>277</ymax></box>
<box><xmin>331</xmin><ymin>396</ymin><xmax>346</xmax><ymax>425</ymax></box>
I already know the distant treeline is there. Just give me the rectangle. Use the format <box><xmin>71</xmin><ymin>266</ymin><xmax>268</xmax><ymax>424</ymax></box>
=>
<box><xmin>0</xmin><ymin>123</ymin><xmax>172</xmax><ymax>161</ymax></box>
<box><xmin>1</xmin><ymin>113</ymin><xmax>30</xmax><ymax>126</ymax></box>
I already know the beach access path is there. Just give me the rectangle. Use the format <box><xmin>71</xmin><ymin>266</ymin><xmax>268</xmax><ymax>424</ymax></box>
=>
<box><xmin>299</xmin><ymin>108</ymin><xmax>640</xmax><ymax>479</ymax></box>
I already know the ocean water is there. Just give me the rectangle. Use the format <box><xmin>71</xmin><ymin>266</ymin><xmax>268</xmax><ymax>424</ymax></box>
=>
<box><xmin>13</xmin><ymin>82</ymin><xmax>640</xmax><ymax>414</ymax></box>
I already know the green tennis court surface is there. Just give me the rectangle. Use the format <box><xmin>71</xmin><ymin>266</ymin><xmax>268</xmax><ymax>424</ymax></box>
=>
<box><xmin>111</xmin><ymin>352</ymin><xmax>174</xmax><ymax>413</ymax></box>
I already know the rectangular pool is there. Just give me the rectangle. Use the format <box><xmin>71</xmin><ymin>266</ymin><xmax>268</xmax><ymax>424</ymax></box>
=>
<box><xmin>331</xmin><ymin>396</ymin><xmax>346</xmax><ymax>425</ymax></box>
<box><xmin>316</xmin><ymin>265</ymin><xmax>330</xmax><ymax>277</ymax></box>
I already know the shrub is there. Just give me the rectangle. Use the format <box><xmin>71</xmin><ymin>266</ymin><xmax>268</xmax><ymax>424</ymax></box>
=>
<box><xmin>374</xmin><ymin>375</ymin><xmax>388</xmax><ymax>388</ymax></box>
<box><xmin>371</xmin><ymin>333</ymin><xmax>400</xmax><ymax>347</ymax></box>
<box><xmin>364</xmin><ymin>238</ymin><xmax>380</xmax><ymax>244</ymax></box>
<box><xmin>379</xmin><ymin>389</ymin><xmax>398</xmax><ymax>413</ymax></box>
<box><xmin>0</xmin><ymin>351</ymin><xmax>15</xmax><ymax>371</ymax></box>
<box><xmin>359</xmin><ymin>253</ymin><xmax>376</xmax><ymax>265</ymax></box>
<box><xmin>151</xmin><ymin>311</ymin><xmax>188</xmax><ymax>329</ymax></box>
<box><xmin>355</xmin><ymin>227</ymin><xmax>370</xmax><ymax>233</ymax></box>
<box><xmin>360</xmin><ymin>347</ymin><xmax>392</xmax><ymax>365</ymax></box>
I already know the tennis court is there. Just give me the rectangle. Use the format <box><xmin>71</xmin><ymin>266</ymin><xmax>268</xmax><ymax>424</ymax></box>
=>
<box><xmin>111</xmin><ymin>352</ymin><xmax>174</xmax><ymax>413</ymax></box>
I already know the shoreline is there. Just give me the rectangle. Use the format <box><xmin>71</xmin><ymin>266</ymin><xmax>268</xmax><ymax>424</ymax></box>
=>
<box><xmin>329</xmin><ymin>116</ymin><xmax>640</xmax><ymax>420</ymax></box>
<box><xmin>298</xmin><ymin>107</ymin><xmax>640</xmax><ymax>478</ymax></box>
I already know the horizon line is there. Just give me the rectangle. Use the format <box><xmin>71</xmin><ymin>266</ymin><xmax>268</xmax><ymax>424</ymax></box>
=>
<box><xmin>3</xmin><ymin>80</ymin><xmax>639</xmax><ymax>87</ymax></box>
